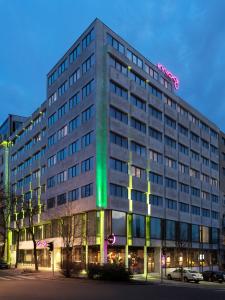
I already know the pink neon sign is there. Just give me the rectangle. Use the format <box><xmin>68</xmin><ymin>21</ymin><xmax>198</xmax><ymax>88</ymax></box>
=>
<box><xmin>157</xmin><ymin>63</ymin><xmax>179</xmax><ymax>90</ymax></box>
<box><xmin>36</xmin><ymin>240</ymin><xmax>47</xmax><ymax>248</ymax></box>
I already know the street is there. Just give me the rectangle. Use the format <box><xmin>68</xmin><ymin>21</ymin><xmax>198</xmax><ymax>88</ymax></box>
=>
<box><xmin>0</xmin><ymin>271</ymin><xmax>225</xmax><ymax>300</ymax></box>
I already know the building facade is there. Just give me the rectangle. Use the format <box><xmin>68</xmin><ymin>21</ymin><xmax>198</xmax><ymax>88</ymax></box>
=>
<box><xmin>2</xmin><ymin>19</ymin><xmax>224</xmax><ymax>273</ymax></box>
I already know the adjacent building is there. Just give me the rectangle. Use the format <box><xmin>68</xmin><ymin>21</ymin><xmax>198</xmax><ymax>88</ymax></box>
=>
<box><xmin>1</xmin><ymin>19</ymin><xmax>225</xmax><ymax>273</ymax></box>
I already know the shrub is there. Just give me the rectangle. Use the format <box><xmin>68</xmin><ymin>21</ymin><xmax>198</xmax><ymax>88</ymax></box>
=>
<box><xmin>88</xmin><ymin>264</ymin><xmax>131</xmax><ymax>281</ymax></box>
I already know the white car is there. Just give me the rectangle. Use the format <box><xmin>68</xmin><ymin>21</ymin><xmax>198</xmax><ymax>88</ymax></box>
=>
<box><xmin>167</xmin><ymin>269</ymin><xmax>203</xmax><ymax>283</ymax></box>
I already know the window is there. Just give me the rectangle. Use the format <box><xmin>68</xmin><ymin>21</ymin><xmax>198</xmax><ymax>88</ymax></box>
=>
<box><xmin>132</xmin><ymin>214</ymin><xmax>145</xmax><ymax>238</ymax></box>
<box><xmin>58</xmin><ymin>59</ymin><xmax>68</xmax><ymax>76</ymax></box>
<box><xmin>192</xmin><ymin>224</ymin><xmax>200</xmax><ymax>242</ymax></box>
<box><xmin>201</xmin><ymin>139</ymin><xmax>209</xmax><ymax>149</ymax></box>
<box><xmin>211</xmin><ymin>177</ymin><xmax>218</xmax><ymax>187</ymax></box>
<box><xmin>177</xmin><ymin>106</ymin><xmax>188</xmax><ymax>118</ymax></box>
<box><xmin>191</xmin><ymin>205</ymin><xmax>200</xmax><ymax>215</ymax></box>
<box><xmin>110</xmin><ymin>132</ymin><xmax>128</xmax><ymax>148</ymax></box>
<box><xmin>201</xmin><ymin>173</ymin><xmax>210</xmax><ymax>183</ymax></box>
<box><xmin>110</xmin><ymin>81</ymin><xmax>128</xmax><ymax>100</ymax></box>
<box><xmin>210</xmin><ymin>145</ymin><xmax>218</xmax><ymax>155</ymax></box>
<box><xmin>47</xmin><ymin>197</ymin><xmax>55</xmax><ymax>209</ymax></box>
<box><xmin>190</xmin><ymin>168</ymin><xmax>200</xmax><ymax>179</ymax></box>
<box><xmin>211</xmin><ymin>161</ymin><xmax>218</xmax><ymax>171</ymax></box>
<box><xmin>82</xmin><ymin>54</ymin><xmax>95</xmax><ymax>74</ymax></box>
<box><xmin>148</xmin><ymin>83</ymin><xmax>162</xmax><ymax>99</ymax></box>
<box><xmin>191</xmin><ymin>187</ymin><xmax>200</xmax><ymax>197</ymax></box>
<box><xmin>48</xmin><ymin>113</ymin><xmax>57</xmax><ymax>127</ymax></box>
<box><xmin>112</xmin><ymin>211</ymin><xmax>126</xmax><ymax>236</ymax></box>
<box><xmin>149</xmin><ymin>172</ymin><xmax>163</xmax><ymax>185</ymax></box>
<box><xmin>48</xmin><ymin>155</ymin><xmax>56</xmax><ymax>167</ymax></box>
<box><xmin>191</xmin><ymin>150</ymin><xmax>200</xmax><ymax>161</ymax></box>
<box><xmin>130</xmin><ymin>94</ymin><xmax>146</xmax><ymax>111</ymax></box>
<box><xmin>211</xmin><ymin>194</ymin><xmax>219</xmax><ymax>203</ymax></box>
<box><xmin>81</xmin><ymin>157</ymin><xmax>94</xmax><ymax>173</ymax></box>
<box><xmin>191</xmin><ymin>132</ymin><xmax>199</xmax><ymax>143</ymax></box>
<box><xmin>149</xmin><ymin>127</ymin><xmax>162</xmax><ymax>141</ymax></box>
<box><xmin>201</xmin><ymin>191</ymin><xmax>210</xmax><ymax>200</ymax></box>
<box><xmin>69</xmin><ymin>115</ymin><xmax>81</xmax><ymax>132</ymax></box>
<box><xmin>131</xmin><ymin>190</ymin><xmax>146</xmax><ymax>202</ymax></box>
<box><xmin>58</xmin><ymin>81</ymin><xmax>68</xmax><ymax>97</ymax></box>
<box><xmin>69</xmin><ymin>68</ymin><xmax>81</xmax><ymax>86</ymax></box>
<box><xmin>165</xmin><ymin>178</ymin><xmax>177</xmax><ymax>189</ymax></box>
<box><xmin>149</xmin><ymin>150</ymin><xmax>163</xmax><ymax>164</ymax></box>
<box><xmin>110</xmin><ymin>183</ymin><xmax>128</xmax><ymax>198</ymax></box>
<box><xmin>165</xmin><ymin>157</ymin><xmax>176</xmax><ymax>169</ymax></box>
<box><xmin>189</xmin><ymin>114</ymin><xmax>199</xmax><ymax>126</ymax></box>
<box><xmin>68</xmin><ymin>188</ymin><xmax>79</xmax><ymax>201</ymax></box>
<box><xmin>202</xmin><ymin>156</ymin><xmax>209</xmax><ymax>166</ymax></box>
<box><xmin>129</xmin><ymin>71</ymin><xmax>146</xmax><ymax>88</ymax></box>
<box><xmin>81</xmin><ymin>131</ymin><xmax>94</xmax><ymax>148</ymax></box>
<box><xmin>150</xmin><ymin>217</ymin><xmax>161</xmax><ymax>239</ymax></box>
<box><xmin>48</xmin><ymin>92</ymin><xmax>57</xmax><ymax>106</ymax></box>
<box><xmin>179</xmin><ymin>143</ymin><xmax>189</xmax><ymax>155</ymax></box>
<box><xmin>149</xmin><ymin>105</ymin><xmax>162</xmax><ymax>120</ymax></box>
<box><xmin>57</xmin><ymin>148</ymin><xmax>67</xmax><ymax>161</ymax></box>
<box><xmin>82</xmin><ymin>105</ymin><xmax>95</xmax><ymax>123</ymax></box>
<box><xmin>212</xmin><ymin>211</ymin><xmax>219</xmax><ymax>220</ymax></box>
<box><xmin>131</xmin><ymin>141</ymin><xmax>146</xmax><ymax>157</ymax></box>
<box><xmin>68</xmin><ymin>139</ymin><xmax>80</xmax><ymax>155</ymax></box>
<box><xmin>179</xmin><ymin>202</ymin><xmax>189</xmax><ymax>213</ymax></box>
<box><xmin>110</xmin><ymin>158</ymin><xmax>128</xmax><ymax>173</ymax></box>
<box><xmin>131</xmin><ymin>165</ymin><xmax>145</xmax><ymax>179</ymax></box>
<box><xmin>69</xmin><ymin>44</ymin><xmax>81</xmax><ymax>63</ymax></box>
<box><xmin>150</xmin><ymin>195</ymin><xmax>163</xmax><ymax>207</ymax></box>
<box><xmin>110</xmin><ymin>56</ymin><xmax>128</xmax><ymax>75</ymax></box>
<box><xmin>145</xmin><ymin>64</ymin><xmax>159</xmax><ymax>80</ymax></box>
<box><xmin>202</xmin><ymin>208</ymin><xmax>210</xmax><ymax>218</ymax></box>
<box><xmin>81</xmin><ymin>183</ymin><xmax>93</xmax><ymax>198</ymax></box>
<box><xmin>82</xmin><ymin>28</ymin><xmax>95</xmax><ymax>50</ymax></box>
<box><xmin>210</xmin><ymin>129</ymin><xmax>218</xmax><ymax>139</ymax></box>
<box><xmin>166</xmin><ymin>220</ymin><xmax>175</xmax><ymax>240</ymax></box>
<box><xmin>179</xmin><ymin>183</ymin><xmax>189</xmax><ymax>194</ymax></box>
<box><xmin>211</xmin><ymin>228</ymin><xmax>219</xmax><ymax>244</ymax></box>
<box><xmin>82</xmin><ymin>79</ymin><xmax>94</xmax><ymax>98</ymax></box>
<box><xmin>110</xmin><ymin>106</ymin><xmax>128</xmax><ymax>124</ymax></box>
<box><xmin>165</xmin><ymin>136</ymin><xmax>176</xmax><ymax>149</ymax></box>
<box><xmin>68</xmin><ymin>164</ymin><xmax>79</xmax><ymax>178</ymax></box>
<box><xmin>178</xmin><ymin>124</ymin><xmax>188</xmax><ymax>136</ymax></box>
<box><xmin>57</xmin><ymin>171</ymin><xmax>67</xmax><ymax>183</ymax></box>
<box><xmin>58</xmin><ymin>125</ymin><xmax>68</xmax><ymax>140</ymax></box>
<box><xmin>107</xmin><ymin>33</ymin><xmax>125</xmax><ymax>54</ymax></box>
<box><xmin>131</xmin><ymin>117</ymin><xmax>146</xmax><ymax>133</ymax></box>
<box><xmin>58</xmin><ymin>103</ymin><xmax>68</xmax><ymax>119</ymax></box>
<box><xmin>69</xmin><ymin>92</ymin><xmax>80</xmax><ymax>109</ymax></box>
<box><xmin>47</xmin><ymin>176</ymin><xmax>55</xmax><ymax>188</ymax></box>
<box><xmin>165</xmin><ymin>96</ymin><xmax>176</xmax><ymax>109</ymax></box>
<box><xmin>165</xmin><ymin>115</ymin><xmax>176</xmax><ymax>129</ymax></box>
<box><xmin>200</xmin><ymin>121</ymin><xmax>209</xmax><ymax>133</ymax></box>
<box><xmin>166</xmin><ymin>198</ymin><xmax>177</xmax><ymax>210</ymax></box>
<box><xmin>48</xmin><ymin>69</ymin><xmax>57</xmax><ymax>86</ymax></box>
<box><xmin>127</xmin><ymin>49</ymin><xmax>143</xmax><ymax>68</ymax></box>
<box><xmin>57</xmin><ymin>193</ymin><xmax>67</xmax><ymax>206</ymax></box>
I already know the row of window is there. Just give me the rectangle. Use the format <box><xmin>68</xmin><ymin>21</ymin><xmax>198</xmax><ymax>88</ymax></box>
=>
<box><xmin>110</xmin><ymin>104</ymin><xmax>219</xmax><ymax>157</ymax></box>
<box><xmin>47</xmin><ymin>183</ymin><xmax>93</xmax><ymax>208</ymax></box>
<box><xmin>110</xmin><ymin>130</ymin><xmax>219</xmax><ymax>172</ymax></box>
<box><xmin>48</xmin><ymin>28</ymin><xmax>95</xmax><ymax>86</ymax></box>
<box><xmin>109</xmin><ymin>55</ymin><xmax>219</xmax><ymax>139</ymax></box>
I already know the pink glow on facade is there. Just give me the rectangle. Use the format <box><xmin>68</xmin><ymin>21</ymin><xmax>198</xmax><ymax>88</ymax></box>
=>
<box><xmin>37</xmin><ymin>240</ymin><xmax>47</xmax><ymax>248</ymax></box>
<box><xmin>157</xmin><ymin>63</ymin><xmax>179</xmax><ymax>90</ymax></box>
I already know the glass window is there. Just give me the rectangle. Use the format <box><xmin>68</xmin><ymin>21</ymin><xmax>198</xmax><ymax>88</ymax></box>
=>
<box><xmin>150</xmin><ymin>217</ymin><xmax>161</xmax><ymax>239</ymax></box>
<box><xmin>112</xmin><ymin>211</ymin><xmax>126</xmax><ymax>236</ymax></box>
<box><xmin>133</xmin><ymin>214</ymin><xmax>145</xmax><ymax>238</ymax></box>
<box><xmin>166</xmin><ymin>220</ymin><xmax>175</xmax><ymax>240</ymax></box>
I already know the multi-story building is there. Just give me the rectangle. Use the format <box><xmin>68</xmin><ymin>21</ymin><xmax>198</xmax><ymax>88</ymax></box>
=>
<box><xmin>4</xmin><ymin>18</ymin><xmax>224</xmax><ymax>274</ymax></box>
<box><xmin>219</xmin><ymin>131</ymin><xmax>225</xmax><ymax>268</ymax></box>
<box><xmin>0</xmin><ymin>114</ymin><xmax>26</xmax><ymax>260</ymax></box>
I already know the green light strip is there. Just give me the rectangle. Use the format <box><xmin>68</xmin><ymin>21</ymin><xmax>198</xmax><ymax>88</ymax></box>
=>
<box><xmin>96</xmin><ymin>48</ymin><xmax>107</xmax><ymax>208</ymax></box>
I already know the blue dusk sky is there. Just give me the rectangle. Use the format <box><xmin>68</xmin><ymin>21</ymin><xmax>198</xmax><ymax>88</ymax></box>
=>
<box><xmin>0</xmin><ymin>0</ymin><xmax>225</xmax><ymax>129</ymax></box>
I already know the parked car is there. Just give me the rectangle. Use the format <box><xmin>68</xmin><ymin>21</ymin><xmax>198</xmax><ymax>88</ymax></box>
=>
<box><xmin>167</xmin><ymin>268</ymin><xmax>203</xmax><ymax>283</ymax></box>
<box><xmin>0</xmin><ymin>260</ymin><xmax>9</xmax><ymax>269</ymax></box>
<box><xmin>202</xmin><ymin>271</ymin><xmax>225</xmax><ymax>283</ymax></box>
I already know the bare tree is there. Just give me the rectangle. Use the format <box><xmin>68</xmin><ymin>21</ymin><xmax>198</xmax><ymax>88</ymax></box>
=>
<box><xmin>22</xmin><ymin>196</ymin><xmax>39</xmax><ymax>271</ymax></box>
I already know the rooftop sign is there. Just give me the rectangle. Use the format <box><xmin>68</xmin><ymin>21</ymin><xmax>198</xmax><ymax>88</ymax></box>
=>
<box><xmin>157</xmin><ymin>63</ymin><xmax>179</xmax><ymax>90</ymax></box>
